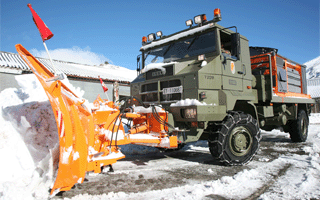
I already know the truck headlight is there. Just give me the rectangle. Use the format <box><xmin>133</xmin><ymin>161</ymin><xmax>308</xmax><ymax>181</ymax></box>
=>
<box><xmin>184</xmin><ymin>108</ymin><xmax>197</xmax><ymax>119</ymax></box>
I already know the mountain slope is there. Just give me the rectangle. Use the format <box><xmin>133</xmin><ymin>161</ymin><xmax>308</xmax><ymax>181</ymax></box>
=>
<box><xmin>305</xmin><ymin>56</ymin><xmax>320</xmax><ymax>79</ymax></box>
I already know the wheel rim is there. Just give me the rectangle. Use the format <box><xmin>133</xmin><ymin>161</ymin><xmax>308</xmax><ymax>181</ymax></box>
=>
<box><xmin>229</xmin><ymin>126</ymin><xmax>253</xmax><ymax>157</ymax></box>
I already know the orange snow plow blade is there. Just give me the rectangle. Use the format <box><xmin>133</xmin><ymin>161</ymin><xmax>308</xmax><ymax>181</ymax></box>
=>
<box><xmin>16</xmin><ymin>44</ymin><xmax>95</xmax><ymax>194</ymax></box>
<box><xmin>15</xmin><ymin>44</ymin><xmax>178</xmax><ymax>195</ymax></box>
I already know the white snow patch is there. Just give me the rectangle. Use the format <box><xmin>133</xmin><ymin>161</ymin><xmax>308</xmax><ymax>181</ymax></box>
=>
<box><xmin>62</xmin><ymin>146</ymin><xmax>73</xmax><ymax>164</ymax></box>
<box><xmin>77</xmin><ymin>178</ymin><xmax>83</xmax><ymax>184</ymax></box>
<box><xmin>129</xmin><ymin>133</ymin><xmax>159</xmax><ymax>140</ymax></box>
<box><xmin>91</xmin><ymin>151</ymin><xmax>125</xmax><ymax>162</ymax></box>
<box><xmin>133</xmin><ymin>105</ymin><xmax>165</xmax><ymax>113</ymax></box>
<box><xmin>88</xmin><ymin>146</ymin><xmax>98</xmax><ymax>156</ymax></box>
<box><xmin>170</xmin><ymin>98</ymin><xmax>212</xmax><ymax>107</ymax></box>
<box><xmin>141</xmin><ymin>62</ymin><xmax>176</xmax><ymax>74</ymax></box>
<box><xmin>103</xmin><ymin>129</ymin><xmax>125</xmax><ymax>141</ymax></box>
<box><xmin>73</xmin><ymin>152</ymin><xmax>80</xmax><ymax>161</ymax></box>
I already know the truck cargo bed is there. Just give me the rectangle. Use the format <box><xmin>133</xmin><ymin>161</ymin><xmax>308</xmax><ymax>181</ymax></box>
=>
<box><xmin>250</xmin><ymin>47</ymin><xmax>312</xmax><ymax>103</ymax></box>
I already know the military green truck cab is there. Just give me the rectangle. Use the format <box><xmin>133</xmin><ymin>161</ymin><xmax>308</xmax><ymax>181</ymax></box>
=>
<box><xmin>131</xmin><ymin>9</ymin><xmax>314</xmax><ymax>165</ymax></box>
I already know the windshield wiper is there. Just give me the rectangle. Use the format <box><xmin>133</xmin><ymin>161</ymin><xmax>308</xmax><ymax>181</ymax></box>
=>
<box><xmin>144</xmin><ymin>51</ymin><xmax>151</xmax><ymax>62</ymax></box>
<box><xmin>163</xmin><ymin>43</ymin><xmax>173</xmax><ymax>57</ymax></box>
<box><xmin>187</xmin><ymin>35</ymin><xmax>199</xmax><ymax>50</ymax></box>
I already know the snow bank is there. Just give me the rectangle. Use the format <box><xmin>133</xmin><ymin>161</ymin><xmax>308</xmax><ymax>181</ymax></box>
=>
<box><xmin>309</xmin><ymin>113</ymin><xmax>320</xmax><ymax>124</ymax></box>
<box><xmin>0</xmin><ymin>74</ymin><xmax>59</xmax><ymax>199</ymax></box>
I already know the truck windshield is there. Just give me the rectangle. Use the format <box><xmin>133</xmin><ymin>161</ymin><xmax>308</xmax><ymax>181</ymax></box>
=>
<box><xmin>144</xmin><ymin>30</ymin><xmax>216</xmax><ymax>66</ymax></box>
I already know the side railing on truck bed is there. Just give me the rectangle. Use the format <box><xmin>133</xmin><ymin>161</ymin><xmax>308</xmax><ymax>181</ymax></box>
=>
<box><xmin>250</xmin><ymin>52</ymin><xmax>311</xmax><ymax>100</ymax></box>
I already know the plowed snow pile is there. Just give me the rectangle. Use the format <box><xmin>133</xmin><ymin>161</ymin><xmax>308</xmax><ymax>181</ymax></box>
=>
<box><xmin>0</xmin><ymin>74</ymin><xmax>59</xmax><ymax>200</ymax></box>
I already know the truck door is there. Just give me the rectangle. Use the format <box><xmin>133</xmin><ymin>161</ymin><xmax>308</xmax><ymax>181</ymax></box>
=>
<box><xmin>220</xmin><ymin>31</ymin><xmax>243</xmax><ymax>91</ymax></box>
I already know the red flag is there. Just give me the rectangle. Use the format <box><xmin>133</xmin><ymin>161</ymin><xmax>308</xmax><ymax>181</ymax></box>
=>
<box><xmin>99</xmin><ymin>76</ymin><xmax>109</xmax><ymax>92</ymax></box>
<box><xmin>27</xmin><ymin>4</ymin><xmax>53</xmax><ymax>41</ymax></box>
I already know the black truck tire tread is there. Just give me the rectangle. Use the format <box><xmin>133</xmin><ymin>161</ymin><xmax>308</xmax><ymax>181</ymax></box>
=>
<box><xmin>208</xmin><ymin>111</ymin><xmax>261</xmax><ymax>165</ymax></box>
<box><xmin>287</xmin><ymin>110</ymin><xmax>309</xmax><ymax>142</ymax></box>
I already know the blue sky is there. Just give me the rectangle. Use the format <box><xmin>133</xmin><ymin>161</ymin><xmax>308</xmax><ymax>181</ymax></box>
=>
<box><xmin>1</xmin><ymin>0</ymin><xmax>319</xmax><ymax>70</ymax></box>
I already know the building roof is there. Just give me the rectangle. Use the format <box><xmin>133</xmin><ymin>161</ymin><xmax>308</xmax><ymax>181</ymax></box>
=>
<box><xmin>0</xmin><ymin>51</ymin><xmax>136</xmax><ymax>83</ymax></box>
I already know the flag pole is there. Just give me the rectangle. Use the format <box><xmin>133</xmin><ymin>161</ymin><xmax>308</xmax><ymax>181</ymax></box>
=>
<box><xmin>99</xmin><ymin>76</ymin><xmax>110</xmax><ymax>101</ymax></box>
<box><xmin>27</xmin><ymin>3</ymin><xmax>57</xmax><ymax>76</ymax></box>
<box><xmin>43</xmin><ymin>41</ymin><xmax>56</xmax><ymax>75</ymax></box>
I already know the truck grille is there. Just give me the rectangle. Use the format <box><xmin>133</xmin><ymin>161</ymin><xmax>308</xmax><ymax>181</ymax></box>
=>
<box><xmin>141</xmin><ymin>79</ymin><xmax>182</xmax><ymax>103</ymax></box>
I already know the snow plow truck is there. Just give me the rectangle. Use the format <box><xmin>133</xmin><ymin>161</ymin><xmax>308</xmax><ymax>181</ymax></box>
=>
<box><xmin>16</xmin><ymin>8</ymin><xmax>314</xmax><ymax>195</ymax></box>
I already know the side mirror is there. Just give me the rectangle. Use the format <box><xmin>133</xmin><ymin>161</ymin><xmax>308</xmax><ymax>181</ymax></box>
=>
<box><xmin>137</xmin><ymin>55</ymin><xmax>141</xmax><ymax>75</ymax></box>
<box><xmin>231</xmin><ymin>33</ymin><xmax>240</xmax><ymax>60</ymax></box>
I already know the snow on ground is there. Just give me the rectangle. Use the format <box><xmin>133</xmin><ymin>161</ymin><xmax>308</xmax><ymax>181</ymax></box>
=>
<box><xmin>1</xmin><ymin>74</ymin><xmax>320</xmax><ymax>200</ymax></box>
<box><xmin>65</xmin><ymin>118</ymin><xmax>320</xmax><ymax>200</ymax></box>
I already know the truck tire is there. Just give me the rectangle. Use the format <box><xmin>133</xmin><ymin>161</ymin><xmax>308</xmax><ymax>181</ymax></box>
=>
<box><xmin>287</xmin><ymin>110</ymin><xmax>308</xmax><ymax>142</ymax></box>
<box><xmin>208</xmin><ymin>111</ymin><xmax>261</xmax><ymax>165</ymax></box>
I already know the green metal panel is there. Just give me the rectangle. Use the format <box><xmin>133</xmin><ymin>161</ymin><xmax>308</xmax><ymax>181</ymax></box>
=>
<box><xmin>198</xmin><ymin>90</ymin><xmax>219</xmax><ymax>105</ymax></box>
<box><xmin>222</xmin><ymin>90</ymin><xmax>255</xmax><ymax>110</ymax></box>
<box><xmin>198</xmin><ymin>74</ymin><xmax>222</xmax><ymax>90</ymax></box>
<box><xmin>183</xmin><ymin>89</ymin><xmax>198</xmax><ymax>100</ymax></box>
<box><xmin>222</xmin><ymin>76</ymin><xmax>243</xmax><ymax>91</ymax></box>
<box><xmin>254</xmin><ymin>75</ymin><xmax>272</xmax><ymax>102</ymax></box>
<box><xmin>257</xmin><ymin>106</ymin><xmax>274</xmax><ymax>118</ymax></box>
<box><xmin>197</xmin><ymin>105</ymin><xmax>226</xmax><ymax>121</ymax></box>
<box><xmin>183</xmin><ymin>74</ymin><xmax>197</xmax><ymax>89</ymax></box>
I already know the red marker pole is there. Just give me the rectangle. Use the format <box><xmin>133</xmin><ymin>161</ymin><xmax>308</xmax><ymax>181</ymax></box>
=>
<box><xmin>27</xmin><ymin>3</ymin><xmax>56</xmax><ymax>74</ymax></box>
<box><xmin>99</xmin><ymin>76</ymin><xmax>110</xmax><ymax>100</ymax></box>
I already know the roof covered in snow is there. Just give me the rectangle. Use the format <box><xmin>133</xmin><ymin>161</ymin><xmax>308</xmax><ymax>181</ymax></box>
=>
<box><xmin>0</xmin><ymin>51</ymin><xmax>137</xmax><ymax>83</ymax></box>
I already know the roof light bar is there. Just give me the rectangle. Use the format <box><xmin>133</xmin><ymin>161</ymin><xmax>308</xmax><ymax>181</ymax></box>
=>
<box><xmin>214</xmin><ymin>8</ymin><xmax>221</xmax><ymax>18</ymax></box>
<box><xmin>213</xmin><ymin>8</ymin><xmax>222</xmax><ymax>22</ymax></box>
<box><xmin>194</xmin><ymin>14</ymin><xmax>207</xmax><ymax>25</ymax></box>
<box><xmin>142</xmin><ymin>36</ymin><xmax>147</xmax><ymax>44</ymax></box>
<box><xmin>156</xmin><ymin>31</ymin><xmax>163</xmax><ymax>38</ymax></box>
<box><xmin>147</xmin><ymin>33</ymin><xmax>156</xmax><ymax>42</ymax></box>
<box><xmin>185</xmin><ymin>19</ymin><xmax>193</xmax><ymax>27</ymax></box>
